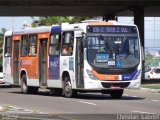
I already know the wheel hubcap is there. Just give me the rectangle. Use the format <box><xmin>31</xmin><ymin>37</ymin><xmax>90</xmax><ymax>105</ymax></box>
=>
<box><xmin>22</xmin><ymin>81</ymin><xmax>27</xmax><ymax>92</ymax></box>
<box><xmin>65</xmin><ymin>81</ymin><xmax>72</xmax><ymax>93</ymax></box>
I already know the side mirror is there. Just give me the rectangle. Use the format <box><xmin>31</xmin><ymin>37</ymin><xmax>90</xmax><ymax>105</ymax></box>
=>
<box><xmin>81</xmin><ymin>32</ymin><xmax>87</xmax><ymax>48</ymax></box>
<box><xmin>82</xmin><ymin>37</ymin><xmax>86</xmax><ymax>48</ymax></box>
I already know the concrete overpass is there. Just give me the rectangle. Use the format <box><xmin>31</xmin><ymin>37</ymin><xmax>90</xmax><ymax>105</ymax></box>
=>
<box><xmin>0</xmin><ymin>0</ymin><xmax>160</xmax><ymax>16</ymax></box>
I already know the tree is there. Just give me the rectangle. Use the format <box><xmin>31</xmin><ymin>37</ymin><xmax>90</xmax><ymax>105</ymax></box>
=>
<box><xmin>1</xmin><ymin>28</ymin><xmax>7</xmax><ymax>34</ymax></box>
<box><xmin>0</xmin><ymin>34</ymin><xmax>3</xmax><ymax>66</ymax></box>
<box><xmin>145</xmin><ymin>50</ymin><xmax>153</xmax><ymax>68</ymax></box>
<box><xmin>31</xmin><ymin>16</ymin><xmax>93</xmax><ymax>27</ymax></box>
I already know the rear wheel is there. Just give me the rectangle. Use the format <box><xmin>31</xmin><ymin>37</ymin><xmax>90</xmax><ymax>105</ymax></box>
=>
<box><xmin>110</xmin><ymin>89</ymin><xmax>123</xmax><ymax>99</ymax></box>
<box><xmin>21</xmin><ymin>75</ymin><xmax>38</xmax><ymax>94</ymax></box>
<box><xmin>63</xmin><ymin>76</ymin><xmax>77</xmax><ymax>98</ymax></box>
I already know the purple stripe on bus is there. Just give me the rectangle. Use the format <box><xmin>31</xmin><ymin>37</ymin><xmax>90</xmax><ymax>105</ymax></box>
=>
<box><xmin>49</xmin><ymin>56</ymin><xmax>60</xmax><ymax>80</ymax></box>
<box><xmin>122</xmin><ymin>69</ymin><xmax>138</xmax><ymax>81</ymax></box>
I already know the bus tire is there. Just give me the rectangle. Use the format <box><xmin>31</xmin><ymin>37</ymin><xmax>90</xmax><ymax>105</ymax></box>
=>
<box><xmin>63</xmin><ymin>76</ymin><xmax>76</xmax><ymax>98</ymax></box>
<box><xmin>110</xmin><ymin>89</ymin><xmax>123</xmax><ymax>99</ymax></box>
<box><xmin>21</xmin><ymin>75</ymin><xmax>38</xmax><ymax>94</ymax></box>
<box><xmin>21</xmin><ymin>75</ymin><xmax>28</xmax><ymax>94</ymax></box>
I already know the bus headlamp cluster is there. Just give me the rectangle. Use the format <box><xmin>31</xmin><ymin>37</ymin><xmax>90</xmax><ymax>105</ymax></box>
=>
<box><xmin>86</xmin><ymin>69</ymin><xmax>98</xmax><ymax>80</ymax></box>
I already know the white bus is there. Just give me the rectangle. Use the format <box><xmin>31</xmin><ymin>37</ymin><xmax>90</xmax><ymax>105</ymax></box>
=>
<box><xmin>60</xmin><ymin>21</ymin><xmax>142</xmax><ymax>98</ymax></box>
<box><xmin>3</xmin><ymin>21</ymin><xmax>142</xmax><ymax>99</ymax></box>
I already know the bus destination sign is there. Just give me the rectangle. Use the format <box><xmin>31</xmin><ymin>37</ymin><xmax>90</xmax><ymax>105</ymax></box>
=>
<box><xmin>87</xmin><ymin>26</ymin><xmax>137</xmax><ymax>34</ymax></box>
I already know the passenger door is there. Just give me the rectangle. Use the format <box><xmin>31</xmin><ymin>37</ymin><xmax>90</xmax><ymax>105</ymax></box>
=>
<box><xmin>39</xmin><ymin>39</ymin><xmax>48</xmax><ymax>86</ymax></box>
<box><xmin>75</xmin><ymin>37</ymin><xmax>84</xmax><ymax>88</ymax></box>
<box><xmin>13</xmin><ymin>40</ymin><xmax>20</xmax><ymax>84</ymax></box>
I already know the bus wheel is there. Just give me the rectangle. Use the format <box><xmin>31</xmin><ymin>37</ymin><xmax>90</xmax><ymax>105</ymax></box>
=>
<box><xmin>63</xmin><ymin>77</ymin><xmax>76</xmax><ymax>98</ymax></box>
<box><xmin>21</xmin><ymin>75</ymin><xmax>28</xmax><ymax>94</ymax></box>
<box><xmin>110</xmin><ymin>89</ymin><xmax>123</xmax><ymax>99</ymax></box>
<box><xmin>21</xmin><ymin>75</ymin><xmax>38</xmax><ymax>94</ymax></box>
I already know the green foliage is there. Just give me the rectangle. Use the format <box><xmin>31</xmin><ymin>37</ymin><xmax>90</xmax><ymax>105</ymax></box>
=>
<box><xmin>1</xmin><ymin>28</ymin><xmax>7</xmax><ymax>34</ymax></box>
<box><xmin>31</xmin><ymin>16</ymin><xmax>93</xmax><ymax>27</ymax></box>
<box><xmin>142</xmin><ymin>84</ymin><xmax>160</xmax><ymax>89</ymax></box>
<box><xmin>0</xmin><ymin>34</ymin><xmax>3</xmax><ymax>66</ymax></box>
<box><xmin>145</xmin><ymin>51</ymin><xmax>153</xmax><ymax>67</ymax></box>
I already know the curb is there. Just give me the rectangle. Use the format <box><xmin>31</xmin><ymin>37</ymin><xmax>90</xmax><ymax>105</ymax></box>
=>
<box><xmin>140</xmin><ymin>87</ymin><xmax>160</xmax><ymax>93</ymax></box>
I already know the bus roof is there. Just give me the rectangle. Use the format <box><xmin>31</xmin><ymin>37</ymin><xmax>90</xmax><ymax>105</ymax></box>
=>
<box><xmin>87</xmin><ymin>21</ymin><xmax>136</xmax><ymax>26</ymax></box>
<box><xmin>13</xmin><ymin>26</ymin><xmax>51</xmax><ymax>35</ymax></box>
<box><xmin>61</xmin><ymin>21</ymin><xmax>137</xmax><ymax>32</ymax></box>
<box><xmin>4</xmin><ymin>30</ymin><xmax>12</xmax><ymax>37</ymax></box>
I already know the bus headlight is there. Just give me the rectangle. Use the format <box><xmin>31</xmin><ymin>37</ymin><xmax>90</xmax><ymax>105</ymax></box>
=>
<box><xmin>133</xmin><ymin>70</ymin><xmax>141</xmax><ymax>80</ymax></box>
<box><xmin>86</xmin><ymin>69</ymin><xmax>98</xmax><ymax>80</ymax></box>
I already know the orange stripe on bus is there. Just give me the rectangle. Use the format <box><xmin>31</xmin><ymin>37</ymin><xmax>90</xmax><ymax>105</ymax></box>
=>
<box><xmin>88</xmin><ymin>22</ymin><xmax>113</xmax><ymax>26</ymax></box>
<box><xmin>38</xmin><ymin>33</ymin><xmax>50</xmax><ymax>39</ymax></box>
<box><xmin>13</xmin><ymin>35</ymin><xmax>21</xmax><ymax>40</ymax></box>
<box><xmin>92</xmin><ymin>69</ymin><xmax>120</xmax><ymax>81</ymax></box>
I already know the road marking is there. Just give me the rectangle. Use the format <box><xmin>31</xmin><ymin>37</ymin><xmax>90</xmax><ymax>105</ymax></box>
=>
<box><xmin>131</xmin><ymin>96</ymin><xmax>138</xmax><ymax>97</ymax></box>
<box><xmin>17</xmin><ymin>116</ymin><xmax>54</xmax><ymax>120</ymax></box>
<box><xmin>132</xmin><ymin>111</ymin><xmax>156</xmax><ymax>114</ymax></box>
<box><xmin>59</xmin><ymin>115</ymin><xmax>76</xmax><ymax>120</ymax></box>
<box><xmin>152</xmin><ymin>99</ymin><xmax>159</xmax><ymax>102</ymax></box>
<box><xmin>78</xmin><ymin>101</ymin><xmax>97</xmax><ymax>106</ymax></box>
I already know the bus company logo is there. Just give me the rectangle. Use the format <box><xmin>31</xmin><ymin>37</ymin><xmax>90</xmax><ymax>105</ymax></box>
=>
<box><xmin>115</xmin><ymin>76</ymin><xmax>119</xmax><ymax>80</ymax></box>
<box><xmin>23</xmin><ymin>60</ymin><xmax>32</xmax><ymax>65</ymax></box>
<box><xmin>124</xmin><ymin>76</ymin><xmax>131</xmax><ymax>79</ymax></box>
<box><xmin>63</xmin><ymin>60</ymin><xmax>67</xmax><ymax>66</ymax></box>
<box><xmin>50</xmin><ymin>61</ymin><xmax>58</xmax><ymax>68</ymax></box>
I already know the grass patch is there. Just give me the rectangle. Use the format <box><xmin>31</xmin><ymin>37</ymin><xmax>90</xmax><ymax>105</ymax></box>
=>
<box><xmin>142</xmin><ymin>84</ymin><xmax>160</xmax><ymax>89</ymax></box>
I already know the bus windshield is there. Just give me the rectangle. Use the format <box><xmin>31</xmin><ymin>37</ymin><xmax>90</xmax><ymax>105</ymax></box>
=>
<box><xmin>87</xmin><ymin>35</ymin><xmax>140</xmax><ymax>69</ymax></box>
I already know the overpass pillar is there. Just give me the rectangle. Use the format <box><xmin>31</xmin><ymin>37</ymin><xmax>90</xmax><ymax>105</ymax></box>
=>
<box><xmin>134</xmin><ymin>6</ymin><xmax>145</xmax><ymax>79</ymax></box>
<box><xmin>134</xmin><ymin>6</ymin><xmax>144</xmax><ymax>48</ymax></box>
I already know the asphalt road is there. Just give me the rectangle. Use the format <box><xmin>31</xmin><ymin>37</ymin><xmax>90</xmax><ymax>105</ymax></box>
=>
<box><xmin>0</xmin><ymin>87</ymin><xmax>160</xmax><ymax>119</ymax></box>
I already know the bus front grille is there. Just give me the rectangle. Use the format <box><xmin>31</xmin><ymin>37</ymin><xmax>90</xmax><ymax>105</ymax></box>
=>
<box><xmin>101</xmin><ymin>82</ymin><xmax>130</xmax><ymax>88</ymax></box>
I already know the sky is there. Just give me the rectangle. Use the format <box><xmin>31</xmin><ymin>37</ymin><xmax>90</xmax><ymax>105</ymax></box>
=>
<box><xmin>118</xmin><ymin>17</ymin><xmax>160</xmax><ymax>55</ymax></box>
<box><xmin>0</xmin><ymin>17</ymin><xmax>33</xmax><ymax>31</ymax></box>
<box><xmin>0</xmin><ymin>16</ymin><xmax>159</xmax><ymax>55</ymax></box>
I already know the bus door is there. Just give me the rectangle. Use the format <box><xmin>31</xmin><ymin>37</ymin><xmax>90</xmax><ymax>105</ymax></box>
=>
<box><xmin>75</xmin><ymin>37</ymin><xmax>84</xmax><ymax>88</ymax></box>
<box><xmin>13</xmin><ymin>40</ymin><xmax>20</xmax><ymax>84</ymax></box>
<box><xmin>39</xmin><ymin>39</ymin><xmax>48</xmax><ymax>86</ymax></box>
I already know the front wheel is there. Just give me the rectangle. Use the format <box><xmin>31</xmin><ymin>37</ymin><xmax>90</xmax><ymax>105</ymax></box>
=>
<box><xmin>63</xmin><ymin>77</ymin><xmax>76</xmax><ymax>98</ymax></box>
<box><xmin>110</xmin><ymin>89</ymin><xmax>123</xmax><ymax>99</ymax></box>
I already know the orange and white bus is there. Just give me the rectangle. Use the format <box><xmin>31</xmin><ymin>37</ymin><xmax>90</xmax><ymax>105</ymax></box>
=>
<box><xmin>3</xmin><ymin>21</ymin><xmax>142</xmax><ymax>98</ymax></box>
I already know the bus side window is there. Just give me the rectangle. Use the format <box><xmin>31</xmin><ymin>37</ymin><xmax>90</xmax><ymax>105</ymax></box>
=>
<box><xmin>21</xmin><ymin>35</ymin><xmax>28</xmax><ymax>56</ymax></box>
<box><xmin>28</xmin><ymin>35</ymin><xmax>37</xmax><ymax>56</ymax></box>
<box><xmin>61</xmin><ymin>32</ymin><xmax>74</xmax><ymax>56</ymax></box>
<box><xmin>4</xmin><ymin>37</ymin><xmax>12</xmax><ymax>57</ymax></box>
<box><xmin>49</xmin><ymin>33</ymin><xmax>60</xmax><ymax>55</ymax></box>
